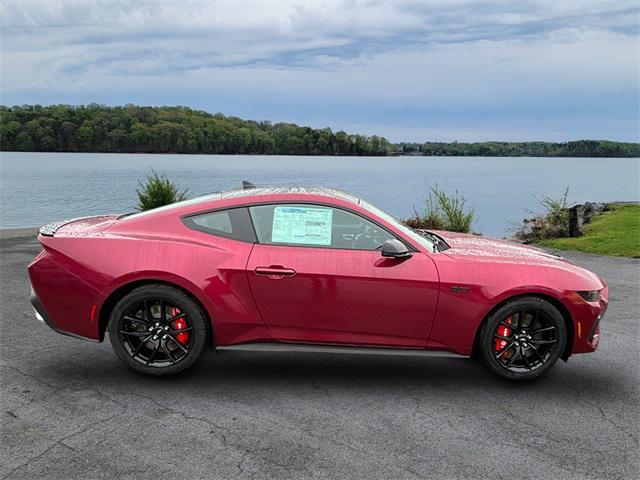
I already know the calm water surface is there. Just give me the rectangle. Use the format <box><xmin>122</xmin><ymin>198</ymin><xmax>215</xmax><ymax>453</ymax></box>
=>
<box><xmin>1</xmin><ymin>152</ymin><xmax>638</xmax><ymax>236</ymax></box>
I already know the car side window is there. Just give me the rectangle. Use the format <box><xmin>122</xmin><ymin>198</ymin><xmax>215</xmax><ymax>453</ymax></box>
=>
<box><xmin>183</xmin><ymin>207</ymin><xmax>256</xmax><ymax>242</ymax></box>
<box><xmin>249</xmin><ymin>204</ymin><xmax>396</xmax><ymax>250</ymax></box>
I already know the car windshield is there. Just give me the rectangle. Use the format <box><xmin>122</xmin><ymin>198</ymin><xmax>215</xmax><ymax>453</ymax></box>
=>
<box><xmin>358</xmin><ymin>199</ymin><xmax>437</xmax><ymax>252</ymax></box>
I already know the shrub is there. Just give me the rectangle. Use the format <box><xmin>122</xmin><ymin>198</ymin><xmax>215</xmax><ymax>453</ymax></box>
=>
<box><xmin>405</xmin><ymin>193</ymin><xmax>445</xmax><ymax>230</ymax></box>
<box><xmin>432</xmin><ymin>187</ymin><xmax>474</xmax><ymax>233</ymax></box>
<box><xmin>535</xmin><ymin>186</ymin><xmax>570</xmax><ymax>237</ymax></box>
<box><xmin>405</xmin><ymin>186</ymin><xmax>474</xmax><ymax>233</ymax></box>
<box><xmin>136</xmin><ymin>170</ymin><xmax>188</xmax><ymax>211</ymax></box>
<box><xmin>514</xmin><ymin>186</ymin><xmax>572</xmax><ymax>242</ymax></box>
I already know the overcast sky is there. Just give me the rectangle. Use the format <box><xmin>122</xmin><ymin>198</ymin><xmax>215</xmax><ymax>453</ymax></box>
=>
<box><xmin>1</xmin><ymin>0</ymin><xmax>638</xmax><ymax>142</ymax></box>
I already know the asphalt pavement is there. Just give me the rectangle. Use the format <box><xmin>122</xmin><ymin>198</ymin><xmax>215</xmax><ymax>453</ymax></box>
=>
<box><xmin>1</xmin><ymin>229</ymin><xmax>638</xmax><ymax>479</ymax></box>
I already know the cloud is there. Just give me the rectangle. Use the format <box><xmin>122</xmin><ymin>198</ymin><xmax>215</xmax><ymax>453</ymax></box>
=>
<box><xmin>1</xmin><ymin>0</ymin><xmax>638</xmax><ymax>141</ymax></box>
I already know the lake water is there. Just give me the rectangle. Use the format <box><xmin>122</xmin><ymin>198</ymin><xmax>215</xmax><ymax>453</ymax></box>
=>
<box><xmin>1</xmin><ymin>152</ymin><xmax>638</xmax><ymax>237</ymax></box>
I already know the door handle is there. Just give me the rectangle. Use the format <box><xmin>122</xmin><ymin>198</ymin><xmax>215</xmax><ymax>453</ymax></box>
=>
<box><xmin>254</xmin><ymin>266</ymin><xmax>297</xmax><ymax>279</ymax></box>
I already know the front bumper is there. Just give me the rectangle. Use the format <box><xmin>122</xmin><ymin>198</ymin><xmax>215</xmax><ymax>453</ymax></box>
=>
<box><xmin>570</xmin><ymin>283</ymin><xmax>608</xmax><ymax>354</ymax></box>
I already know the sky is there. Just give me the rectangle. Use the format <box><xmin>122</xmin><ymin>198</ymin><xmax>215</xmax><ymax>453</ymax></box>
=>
<box><xmin>1</xmin><ymin>0</ymin><xmax>639</xmax><ymax>142</ymax></box>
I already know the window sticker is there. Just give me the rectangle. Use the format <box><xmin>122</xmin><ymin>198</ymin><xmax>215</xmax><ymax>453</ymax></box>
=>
<box><xmin>271</xmin><ymin>206</ymin><xmax>333</xmax><ymax>245</ymax></box>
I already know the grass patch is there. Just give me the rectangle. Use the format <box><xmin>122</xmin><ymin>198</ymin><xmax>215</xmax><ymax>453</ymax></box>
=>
<box><xmin>537</xmin><ymin>204</ymin><xmax>640</xmax><ymax>258</ymax></box>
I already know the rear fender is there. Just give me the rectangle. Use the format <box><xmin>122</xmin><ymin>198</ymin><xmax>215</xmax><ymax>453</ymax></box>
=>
<box><xmin>98</xmin><ymin>271</ymin><xmax>217</xmax><ymax>341</ymax></box>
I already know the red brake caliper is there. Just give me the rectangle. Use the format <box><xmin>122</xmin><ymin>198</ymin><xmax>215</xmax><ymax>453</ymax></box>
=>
<box><xmin>496</xmin><ymin>316</ymin><xmax>512</xmax><ymax>352</ymax></box>
<box><xmin>171</xmin><ymin>308</ymin><xmax>189</xmax><ymax>345</ymax></box>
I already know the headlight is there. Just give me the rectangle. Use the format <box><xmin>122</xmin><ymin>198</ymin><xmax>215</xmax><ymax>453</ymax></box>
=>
<box><xmin>577</xmin><ymin>290</ymin><xmax>601</xmax><ymax>302</ymax></box>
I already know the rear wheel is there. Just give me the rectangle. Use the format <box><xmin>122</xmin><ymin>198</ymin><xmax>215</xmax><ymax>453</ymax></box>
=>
<box><xmin>479</xmin><ymin>297</ymin><xmax>567</xmax><ymax>380</ymax></box>
<box><xmin>108</xmin><ymin>285</ymin><xmax>208</xmax><ymax>375</ymax></box>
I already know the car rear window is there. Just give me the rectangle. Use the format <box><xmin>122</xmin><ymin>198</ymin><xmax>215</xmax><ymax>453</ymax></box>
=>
<box><xmin>183</xmin><ymin>207</ymin><xmax>256</xmax><ymax>242</ymax></box>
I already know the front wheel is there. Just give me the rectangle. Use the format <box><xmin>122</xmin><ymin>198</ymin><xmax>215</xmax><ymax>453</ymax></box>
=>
<box><xmin>479</xmin><ymin>297</ymin><xmax>567</xmax><ymax>380</ymax></box>
<box><xmin>108</xmin><ymin>285</ymin><xmax>209</xmax><ymax>375</ymax></box>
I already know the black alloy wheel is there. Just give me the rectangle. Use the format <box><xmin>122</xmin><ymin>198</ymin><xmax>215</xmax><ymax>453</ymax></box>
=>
<box><xmin>108</xmin><ymin>285</ymin><xmax>208</xmax><ymax>375</ymax></box>
<box><xmin>479</xmin><ymin>297</ymin><xmax>567</xmax><ymax>380</ymax></box>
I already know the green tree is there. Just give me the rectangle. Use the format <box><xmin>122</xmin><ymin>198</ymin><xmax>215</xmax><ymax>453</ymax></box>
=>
<box><xmin>136</xmin><ymin>170</ymin><xmax>189</xmax><ymax>211</ymax></box>
<box><xmin>1</xmin><ymin>104</ymin><xmax>637</xmax><ymax>157</ymax></box>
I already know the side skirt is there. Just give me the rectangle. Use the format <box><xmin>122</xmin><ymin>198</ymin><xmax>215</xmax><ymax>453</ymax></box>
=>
<box><xmin>217</xmin><ymin>342</ymin><xmax>465</xmax><ymax>358</ymax></box>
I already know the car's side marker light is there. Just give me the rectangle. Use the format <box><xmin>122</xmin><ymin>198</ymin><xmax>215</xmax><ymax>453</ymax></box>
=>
<box><xmin>90</xmin><ymin>304</ymin><xmax>97</xmax><ymax>323</ymax></box>
<box><xmin>577</xmin><ymin>321</ymin><xmax>582</xmax><ymax>339</ymax></box>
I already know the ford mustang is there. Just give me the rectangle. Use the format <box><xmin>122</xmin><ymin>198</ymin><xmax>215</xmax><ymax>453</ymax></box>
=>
<box><xmin>28</xmin><ymin>187</ymin><xmax>607</xmax><ymax>380</ymax></box>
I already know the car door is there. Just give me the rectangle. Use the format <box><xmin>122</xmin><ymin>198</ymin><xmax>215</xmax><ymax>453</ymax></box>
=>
<box><xmin>245</xmin><ymin>203</ymin><xmax>439</xmax><ymax>348</ymax></box>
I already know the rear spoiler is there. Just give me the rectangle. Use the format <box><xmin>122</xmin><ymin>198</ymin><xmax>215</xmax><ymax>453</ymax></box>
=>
<box><xmin>39</xmin><ymin>215</ymin><xmax>116</xmax><ymax>237</ymax></box>
<box><xmin>39</xmin><ymin>217</ymin><xmax>87</xmax><ymax>236</ymax></box>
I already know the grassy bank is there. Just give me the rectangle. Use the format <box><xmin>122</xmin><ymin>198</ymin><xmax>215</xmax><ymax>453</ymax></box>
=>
<box><xmin>537</xmin><ymin>203</ymin><xmax>640</xmax><ymax>258</ymax></box>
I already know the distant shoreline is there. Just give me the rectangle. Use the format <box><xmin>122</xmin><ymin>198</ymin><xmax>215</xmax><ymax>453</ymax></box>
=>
<box><xmin>2</xmin><ymin>104</ymin><xmax>639</xmax><ymax>158</ymax></box>
<box><xmin>1</xmin><ymin>151</ymin><xmax>638</xmax><ymax>159</ymax></box>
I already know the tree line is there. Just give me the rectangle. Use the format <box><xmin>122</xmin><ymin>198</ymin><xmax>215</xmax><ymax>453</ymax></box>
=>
<box><xmin>396</xmin><ymin>140</ymin><xmax>639</xmax><ymax>158</ymax></box>
<box><xmin>1</xmin><ymin>104</ymin><xmax>638</xmax><ymax>157</ymax></box>
<box><xmin>0</xmin><ymin>104</ymin><xmax>392</xmax><ymax>156</ymax></box>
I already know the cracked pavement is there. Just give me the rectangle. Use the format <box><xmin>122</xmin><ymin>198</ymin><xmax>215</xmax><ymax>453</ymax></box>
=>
<box><xmin>1</xmin><ymin>230</ymin><xmax>638</xmax><ymax>479</ymax></box>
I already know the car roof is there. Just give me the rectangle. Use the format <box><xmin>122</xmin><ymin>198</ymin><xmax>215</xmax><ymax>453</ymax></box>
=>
<box><xmin>121</xmin><ymin>186</ymin><xmax>362</xmax><ymax>221</ymax></box>
<box><xmin>216</xmin><ymin>186</ymin><xmax>361</xmax><ymax>204</ymax></box>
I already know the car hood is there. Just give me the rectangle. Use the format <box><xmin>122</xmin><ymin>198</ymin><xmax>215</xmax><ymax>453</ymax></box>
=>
<box><xmin>429</xmin><ymin>230</ymin><xmax>604</xmax><ymax>288</ymax></box>
<box><xmin>432</xmin><ymin>230</ymin><xmax>570</xmax><ymax>264</ymax></box>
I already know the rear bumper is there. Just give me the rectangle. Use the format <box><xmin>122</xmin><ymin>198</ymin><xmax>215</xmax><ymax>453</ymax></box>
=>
<box><xmin>30</xmin><ymin>286</ymin><xmax>50</xmax><ymax>325</ymax></box>
<box><xmin>28</xmin><ymin>250</ymin><xmax>103</xmax><ymax>342</ymax></box>
<box><xmin>30</xmin><ymin>284</ymin><xmax>99</xmax><ymax>342</ymax></box>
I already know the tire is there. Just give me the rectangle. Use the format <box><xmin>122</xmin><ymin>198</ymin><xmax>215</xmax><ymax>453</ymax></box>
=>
<box><xmin>479</xmin><ymin>297</ymin><xmax>567</xmax><ymax>381</ymax></box>
<box><xmin>108</xmin><ymin>284</ymin><xmax>209</xmax><ymax>375</ymax></box>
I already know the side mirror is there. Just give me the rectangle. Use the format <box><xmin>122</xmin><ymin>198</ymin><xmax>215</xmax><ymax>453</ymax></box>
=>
<box><xmin>381</xmin><ymin>239</ymin><xmax>412</xmax><ymax>259</ymax></box>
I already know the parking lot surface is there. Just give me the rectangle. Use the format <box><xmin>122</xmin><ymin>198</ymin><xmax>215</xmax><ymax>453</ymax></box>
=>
<box><xmin>1</xmin><ymin>230</ymin><xmax>638</xmax><ymax>479</ymax></box>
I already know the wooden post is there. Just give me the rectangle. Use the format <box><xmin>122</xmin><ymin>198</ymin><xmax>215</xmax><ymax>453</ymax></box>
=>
<box><xmin>569</xmin><ymin>205</ymin><xmax>580</xmax><ymax>237</ymax></box>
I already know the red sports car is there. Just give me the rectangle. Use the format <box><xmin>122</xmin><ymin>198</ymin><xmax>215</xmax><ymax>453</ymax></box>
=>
<box><xmin>28</xmin><ymin>187</ymin><xmax>607</xmax><ymax>380</ymax></box>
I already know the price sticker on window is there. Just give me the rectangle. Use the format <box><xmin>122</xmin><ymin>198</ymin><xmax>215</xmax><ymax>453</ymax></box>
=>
<box><xmin>271</xmin><ymin>206</ymin><xmax>333</xmax><ymax>245</ymax></box>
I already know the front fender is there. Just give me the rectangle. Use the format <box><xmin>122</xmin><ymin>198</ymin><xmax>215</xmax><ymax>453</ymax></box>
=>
<box><xmin>428</xmin><ymin>280</ymin><xmax>569</xmax><ymax>355</ymax></box>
